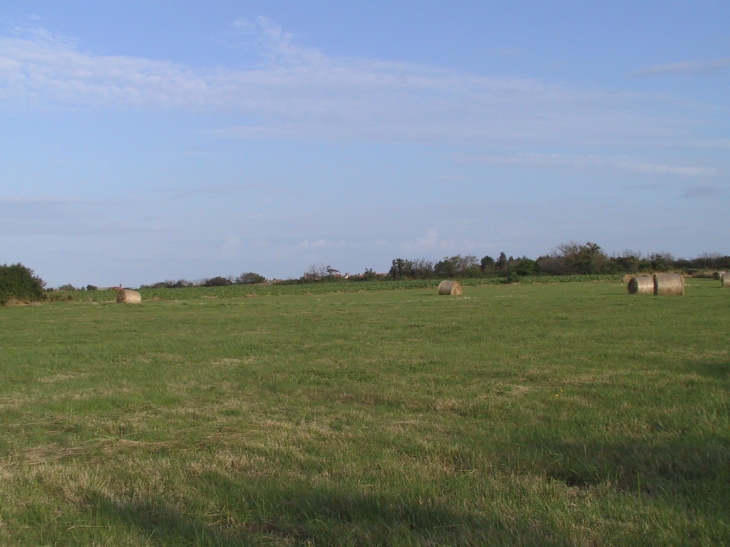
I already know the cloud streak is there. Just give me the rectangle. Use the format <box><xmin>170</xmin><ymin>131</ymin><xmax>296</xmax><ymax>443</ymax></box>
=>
<box><xmin>631</xmin><ymin>57</ymin><xmax>730</xmax><ymax>78</ymax></box>
<box><xmin>0</xmin><ymin>197</ymin><xmax>142</xmax><ymax>235</ymax></box>
<box><xmin>457</xmin><ymin>153</ymin><xmax>718</xmax><ymax>177</ymax></box>
<box><xmin>0</xmin><ymin>21</ymin><xmax>701</xmax><ymax>148</ymax></box>
<box><xmin>682</xmin><ymin>185</ymin><xmax>727</xmax><ymax>199</ymax></box>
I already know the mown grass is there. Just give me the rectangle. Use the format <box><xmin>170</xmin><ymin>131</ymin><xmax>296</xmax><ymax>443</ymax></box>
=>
<box><xmin>0</xmin><ymin>278</ymin><xmax>728</xmax><ymax>546</ymax></box>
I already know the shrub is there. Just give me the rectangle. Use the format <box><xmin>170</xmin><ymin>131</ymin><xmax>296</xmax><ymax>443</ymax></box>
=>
<box><xmin>649</xmin><ymin>252</ymin><xmax>673</xmax><ymax>272</ymax></box>
<box><xmin>236</xmin><ymin>272</ymin><xmax>266</xmax><ymax>284</ymax></box>
<box><xmin>480</xmin><ymin>255</ymin><xmax>496</xmax><ymax>273</ymax></box>
<box><xmin>204</xmin><ymin>276</ymin><xmax>233</xmax><ymax>287</ymax></box>
<box><xmin>435</xmin><ymin>255</ymin><xmax>480</xmax><ymax>278</ymax></box>
<box><xmin>536</xmin><ymin>255</ymin><xmax>566</xmax><ymax>275</ymax></box>
<box><xmin>388</xmin><ymin>258</ymin><xmax>434</xmax><ymax>280</ymax></box>
<box><xmin>512</xmin><ymin>258</ymin><xmax>540</xmax><ymax>276</ymax></box>
<box><xmin>360</xmin><ymin>268</ymin><xmax>378</xmax><ymax>281</ymax></box>
<box><xmin>301</xmin><ymin>264</ymin><xmax>340</xmax><ymax>282</ymax></box>
<box><xmin>552</xmin><ymin>242</ymin><xmax>612</xmax><ymax>274</ymax></box>
<box><xmin>610</xmin><ymin>252</ymin><xmax>641</xmax><ymax>273</ymax></box>
<box><xmin>0</xmin><ymin>263</ymin><xmax>46</xmax><ymax>304</ymax></box>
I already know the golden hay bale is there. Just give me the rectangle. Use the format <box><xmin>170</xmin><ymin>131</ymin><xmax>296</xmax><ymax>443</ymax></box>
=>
<box><xmin>116</xmin><ymin>289</ymin><xmax>142</xmax><ymax>304</ymax></box>
<box><xmin>621</xmin><ymin>274</ymin><xmax>634</xmax><ymax>284</ymax></box>
<box><xmin>653</xmin><ymin>273</ymin><xmax>685</xmax><ymax>296</ymax></box>
<box><xmin>438</xmin><ymin>280</ymin><xmax>463</xmax><ymax>295</ymax></box>
<box><xmin>722</xmin><ymin>273</ymin><xmax>730</xmax><ymax>287</ymax></box>
<box><xmin>627</xmin><ymin>276</ymin><xmax>653</xmax><ymax>295</ymax></box>
<box><xmin>714</xmin><ymin>271</ymin><xmax>727</xmax><ymax>280</ymax></box>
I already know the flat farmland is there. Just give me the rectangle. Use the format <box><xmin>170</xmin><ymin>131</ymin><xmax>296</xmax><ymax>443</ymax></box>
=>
<box><xmin>0</xmin><ymin>279</ymin><xmax>728</xmax><ymax>546</ymax></box>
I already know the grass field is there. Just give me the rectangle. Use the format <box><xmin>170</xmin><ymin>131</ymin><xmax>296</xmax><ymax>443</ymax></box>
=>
<box><xmin>1</xmin><ymin>278</ymin><xmax>728</xmax><ymax>546</ymax></box>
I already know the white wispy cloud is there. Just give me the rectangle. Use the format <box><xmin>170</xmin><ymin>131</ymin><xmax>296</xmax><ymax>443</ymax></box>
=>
<box><xmin>0</xmin><ymin>20</ymin><xmax>698</xmax><ymax>147</ymax></box>
<box><xmin>232</xmin><ymin>16</ymin><xmax>327</xmax><ymax>66</ymax></box>
<box><xmin>456</xmin><ymin>153</ymin><xmax>718</xmax><ymax>177</ymax></box>
<box><xmin>402</xmin><ymin>229</ymin><xmax>458</xmax><ymax>255</ymax></box>
<box><xmin>0</xmin><ymin>196</ymin><xmax>145</xmax><ymax>235</ymax></box>
<box><xmin>297</xmin><ymin>239</ymin><xmax>335</xmax><ymax>249</ymax></box>
<box><xmin>631</xmin><ymin>57</ymin><xmax>730</xmax><ymax>78</ymax></box>
<box><xmin>685</xmin><ymin>139</ymin><xmax>730</xmax><ymax>150</ymax></box>
<box><xmin>0</xmin><ymin>28</ymin><xmax>218</xmax><ymax>109</ymax></box>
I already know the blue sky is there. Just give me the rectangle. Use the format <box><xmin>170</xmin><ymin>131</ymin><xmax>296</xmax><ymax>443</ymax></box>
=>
<box><xmin>1</xmin><ymin>1</ymin><xmax>728</xmax><ymax>287</ymax></box>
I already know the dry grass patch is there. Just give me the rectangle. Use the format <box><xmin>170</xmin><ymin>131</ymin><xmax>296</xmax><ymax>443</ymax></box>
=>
<box><xmin>508</xmin><ymin>384</ymin><xmax>533</xmax><ymax>396</ymax></box>
<box><xmin>38</xmin><ymin>372</ymin><xmax>88</xmax><ymax>384</ymax></box>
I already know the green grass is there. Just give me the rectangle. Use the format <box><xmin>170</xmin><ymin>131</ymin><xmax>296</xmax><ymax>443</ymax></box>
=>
<box><xmin>0</xmin><ymin>279</ymin><xmax>728</xmax><ymax>546</ymax></box>
<box><xmin>47</xmin><ymin>274</ymin><xmax>620</xmax><ymax>302</ymax></box>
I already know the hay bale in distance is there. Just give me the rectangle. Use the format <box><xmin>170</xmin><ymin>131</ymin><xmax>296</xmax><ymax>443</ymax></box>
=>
<box><xmin>622</xmin><ymin>274</ymin><xmax>634</xmax><ymax>284</ymax></box>
<box><xmin>627</xmin><ymin>276</ymin><xmax>653</xmax><ymax>295</ymax></box>
<box><xmin>714</xmin><ymin>271</ymin><xmax>727</xmax><ymax>281</ymax></box>
<box><xmin>117</xmin><ymin>289</ymin><xmax>142</xmax><ymax>304</ymax></box>
<box><xmin>653</xmin><ymin>273</ymin><xmax>685</xmax><ymax>296</ymax></box>
<box><xmin>722</xmin><ymin>273</ymin><xmax>730</xmax><ymax>288</ymax></box>
<box><xmin>438</xmin><ymin>280</ymin><xmax>463</xmax><ymax>296</ymax></box>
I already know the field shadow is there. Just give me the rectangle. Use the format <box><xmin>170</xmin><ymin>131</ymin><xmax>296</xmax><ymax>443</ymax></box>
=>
<box><xmin>683</xmin><ymin>360</ymin><xmax>730</xmax><ymax>380</ymax></box>
<box><xmin>83</xmin><ymin>477</ymin><xmax>546</xmax><ymax>546</ymax></box>
<box><xmin>530</xmin><ymin>434</ymin><xmax>730</xmax><ymax>500</ymax></box>
<box><xmin>534</xmin><ymin>359</ymin><xmax>729</xmax><ymax>499</ymax></box>
<box><xmin>84</xmin><ymin>494</ymin><xmax>246</xmax><ymax>546</ymax></box>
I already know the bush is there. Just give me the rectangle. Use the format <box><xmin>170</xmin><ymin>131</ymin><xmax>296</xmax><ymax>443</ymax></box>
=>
<box><xmin>236</xmin><ymin>272</ymin><xmax>266</xmax><ymax>284</ymax></box>
<box><xmin>434</xmin><ymin>255</ymin><xmax>480</xmax><ymax>278</ymax></box>
<box><xmin>480</xmin><ymin>255</ymin><xmax>496</xmax><ymax>274</ymax></box>
<box><xmin>536</xmin><ymin>255</ymin><xmax>566</xmax><ymax>275</ymax></box>
<box><xmin>360</xmin><ymin>268</ymin><xmax>378</xmax><ymax>281</ymax></box>
<box><xmin>552</xmin><ymin>242</ymin><xmax>612</xmax><ymax>274</ymax></box>
<box><xmin>388</xmin><ymin>258</ymin><xmax>434</xmax><ymax>280</ymax></box>
<box><xmin>0</xmin><ymin>263</ymin><xmax>46</xmax><ymax>304</ymax></box>
<box><xmin>204</xmin><ymin>276</ymin><xmax>233</xmax><ymax>287</ymax></box>
<box><xmin>512</xmin><ymin>258</ymin><xmax>540</xmax><ymax>276</ymax></box>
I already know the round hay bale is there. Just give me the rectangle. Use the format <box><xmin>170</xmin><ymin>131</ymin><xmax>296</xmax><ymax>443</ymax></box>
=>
<box><xmin>653</xmin><ymin>273</ymin><xmax>685</xmax><ymax>296</ymax></box>
<box><xmin>438</xmin><ymin>280</ymin><xmax>462</xmax><ymax>296</ymax></box>
<box><xmin>621</xmin><ymin>274</ymin><xmax>634</xmax><ymax>284</ymax></box>
<box><xmin>714</xmin><ymin>271</ymin><xmax>727</xmax><ymax>280</ymax></box>
<box><xmin>627</xmin><ymin>276</ymin><xmax>653</xmax><ymax>295</ymax></box>
<box><xmin>722</xmin><ymin>273</ymin><xmax>730</xmax><ymax>287</ymax></box>
<box><xmin>117</xmin><ymin>289</ymin><xmax>142</xmax><ymax>304</ymax></box>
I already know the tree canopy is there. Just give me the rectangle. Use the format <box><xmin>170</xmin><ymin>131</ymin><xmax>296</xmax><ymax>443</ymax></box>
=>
<box><xmin>0</xmin><ymin>263</ymin><xmax>46</xmax><ymax>304</ymax></box>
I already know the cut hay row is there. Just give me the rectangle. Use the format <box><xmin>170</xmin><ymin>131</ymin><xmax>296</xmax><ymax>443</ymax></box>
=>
<box><xmin>116</xmin><ymin>289</ymin><xmax>142</xmax><ymax>304</ymax></box>
<box><xmin>438</xmin><ymin>280</ymin><xmax>462</xmax><ymax>295</ymax></box>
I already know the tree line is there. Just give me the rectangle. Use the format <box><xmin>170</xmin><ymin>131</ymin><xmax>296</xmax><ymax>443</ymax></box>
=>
<box><xmin>4</xmin><ymin>242</ymin><xmax>729</xmax><ymax>303</ymax></box>
<box><xmin>386</xmin><ymin>243</ymin><xmax>730</xmax><ymax>280</ymax></box>
<box><xmin>139</xmin><ymin>272</ymin><xmax>267</xmax><ymax>290</ymax></box>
